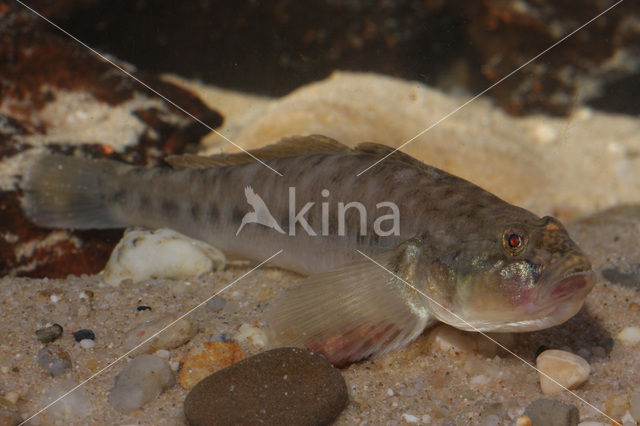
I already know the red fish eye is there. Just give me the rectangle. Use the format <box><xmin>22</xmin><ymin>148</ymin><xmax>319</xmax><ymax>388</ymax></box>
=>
<box><xmin>503</xmin><ymin>230</ymin><xmax>527</xmax><ymax>255</ymax></box>
<box><xmin>508</xmin><ymin>234</ymin><xmax>522</xmax><ymax>249</ymax></box>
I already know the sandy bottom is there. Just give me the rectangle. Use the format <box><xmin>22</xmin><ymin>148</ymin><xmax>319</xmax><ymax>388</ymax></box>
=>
<box><xmin>1</xmin><ymin>213</ymin><xmax>639</xmax><ymax>426</ymax></box>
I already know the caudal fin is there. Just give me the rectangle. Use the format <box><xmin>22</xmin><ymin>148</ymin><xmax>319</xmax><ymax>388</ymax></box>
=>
<box><xmin>21</xmin><ymin>154</ymin><xmax>132</xmax><ymax>229</ymax></box>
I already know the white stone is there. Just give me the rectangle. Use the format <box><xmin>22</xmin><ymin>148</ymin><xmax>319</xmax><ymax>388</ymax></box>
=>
<box><xmin>536</xmin><ymin>349</ymin><xmax>591</xmax><ymax>395</ymax></box>
<box><xmin>102</xmin><ymin>228</ymin><xmax>225</xmax><ymax>286</ymax></box>
<box><xmin>79</xmin><ymin>339</ymin><xmax>95</xmax><ymax>349</ymax></box>
<box><xmin>617</xmin><ymin>326</ymin><xmax>640</xmax><ymax>346</ymax></box>
<box><xmin>108</xmin><ymin>355</ymin><xmax>175</xmax><ymax>413</ymax></box>
<box><xmin>401</xmin><ymin>413</ymin><xmax>420</xmax><ymax>423</ymax></box>
<box><xmin>41</xmin><ymin>380</ymin><xmax>92</xmax><ymax>421</ymax></box>
<box><xmin>236</xmin><ymin>324</ymin><xmax>267</xmax><ymax>348</ymax></box>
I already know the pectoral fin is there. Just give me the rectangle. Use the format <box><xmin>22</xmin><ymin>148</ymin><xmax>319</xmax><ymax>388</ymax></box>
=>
<box><xmin>266</xmin><ymin>247</ymin><xmax>432</xmax><ymax>366</ymax></box>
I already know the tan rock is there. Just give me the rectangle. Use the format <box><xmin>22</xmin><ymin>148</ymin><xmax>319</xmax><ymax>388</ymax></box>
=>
<box><xmin>536</xmin><ymin>349</ymin><xmax>591</xmax><ymax>395</ymax></box>
<box><xmin>179</xmin><ymin>341</ymin><xmax>246</xmax><ymax>389</ymax></box>
<box><xmin>124</xmin><ymin>315</ymin><xmax>198</xmax><ymax>355</ymax></box>
<box><xmin>423</xmin><ymin>324</ymin><xmax>514</xmax><ymax>357</ymax></box>
<box><xmin>604</xmin><ymin>393</ymin><xmax>629</xmax><ymax>422</ymax></box>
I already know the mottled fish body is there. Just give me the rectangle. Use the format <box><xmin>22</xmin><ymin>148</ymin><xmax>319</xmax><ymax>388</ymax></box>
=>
<box><xmin>22</xmin><ymin>135</ymin><xmax>595</xmax><ymax>365</ymax></box>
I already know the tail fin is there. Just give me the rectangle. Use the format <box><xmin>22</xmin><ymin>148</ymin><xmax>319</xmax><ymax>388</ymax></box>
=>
<box><xmin>21</xmin><ymin>154</ymin><xmax>133</xmax><ymax>229</ymax></box>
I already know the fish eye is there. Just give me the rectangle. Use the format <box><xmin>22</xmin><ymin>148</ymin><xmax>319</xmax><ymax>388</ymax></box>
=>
<box><xmin>503</xmin><ymin>229</ymin><xmax>527</xmax><ymax>255</ymax></box>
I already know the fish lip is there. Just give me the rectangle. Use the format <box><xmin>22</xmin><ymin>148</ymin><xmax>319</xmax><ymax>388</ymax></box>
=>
<box><xmin>535</xmin><ymin>255</ymin><xmax>595</xmax><ymax>306</ymax></box>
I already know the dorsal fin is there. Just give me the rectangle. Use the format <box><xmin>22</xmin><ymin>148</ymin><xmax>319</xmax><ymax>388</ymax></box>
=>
<box><xmin>355</xmin><ymin>142</ymin><xmax>439</xmax><ymax>174</ymax></box>
<box><xmin>166</xmin><ymin>135</ymin><xmax>351</xmax><ymax>170</ymax></box>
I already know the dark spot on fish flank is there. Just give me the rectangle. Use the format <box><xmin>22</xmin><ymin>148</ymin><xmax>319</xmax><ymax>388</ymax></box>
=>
<box><xmin>208</xmin><ymin>203</ymin><xmax>220</xmax><ymax>222</ymax></box>
<box><xmin>109</xmin><ymin>189</ymin><xmax>126</xmax><ymax>204</ymax></box>
<box><xmin>190</xmin><ymin>203</ymin><xmax>202</xmax><ymax>221</ymax></box>
<box><xmin>139</xmin><ymin>194</ymin><xmax>151</xmax><ymax>208</ymax></box>
<box><xmin>232</xmin><ymin>206</ymin><xmax>244</xmax><ymax>224</ymax></box>
<box><xmin>161</xmin><ymin>198</ymin><xmax>179</xmax><ymax>215</ymax></box>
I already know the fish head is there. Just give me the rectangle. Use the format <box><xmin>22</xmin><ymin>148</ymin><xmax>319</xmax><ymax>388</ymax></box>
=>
<box><xmin>424</xmin><ymin>215</ymin><xmax>595</xmax><ymax>332</ymax></box>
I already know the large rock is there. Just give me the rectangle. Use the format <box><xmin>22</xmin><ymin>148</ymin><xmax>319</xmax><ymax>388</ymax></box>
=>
<box><xmin>183</xmin><ymin>347</ymin><xmax>348</xmax><ymax>425</ymax></box>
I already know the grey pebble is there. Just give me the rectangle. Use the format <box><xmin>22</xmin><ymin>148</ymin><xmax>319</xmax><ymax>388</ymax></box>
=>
<box><xmin>184</xmin><ymin>347</ymin><xmax>348</xmax><ymax>426</ymax></box>
<box><xmin>205</xmin><ymin>296</ymin><xmax>226</xmax><ymax>313</ymax></box>
<box><xmin>524</xmin><ymin>398</ymin><xmax>579</xmax><ymax>426</ymax></box>
<box><xmin>108</xmin><ymin>354</ymin><xmax>175</xmax><ymax>413</ymax></box>
<box><xmin>35</xmin><ymin>324</ymin><xmax>63</xmax><ymax>343</ymax></box>
<box><xmin>37</xmin><ymin>344</ymin><xmax>72</xmax><ymax>377</ymax></box>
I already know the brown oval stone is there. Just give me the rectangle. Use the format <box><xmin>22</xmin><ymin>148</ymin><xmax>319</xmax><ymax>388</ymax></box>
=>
<box><xmin>183</xmin><ymin>347</ymin><xmax>348</xmax><ymax>425</ymax></box>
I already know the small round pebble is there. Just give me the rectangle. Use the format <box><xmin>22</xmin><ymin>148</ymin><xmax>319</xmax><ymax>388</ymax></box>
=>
<box><xmin>35</xmin><ymin>324</ymin><xmax>63</xmax><ymax>343</ymax></box>
<box><xmin>73</xmin><ymin>329</ymin><xmax>95</xmax><ymax>342</ymax></box>
<box><xmin>536</xmin><ymin>349</ymin><xmax>590</xmax><ymax>395</ymax></box>
<box><xmin>616</xmin><ymin>326</ymin><xmax>640</xmax><ymax>346</ymax></box>
<box><xmin>37</xmin><ymin>344</ymin><xmax>72</xmax><ymax>377</ymax></box>
<box><xmin>516</xmin><ymin>416</ymin><xmax>532</xmax><ymax>426</ymax></box>
<box><xmin>79</xmin><ymin>339</ymin><xmax>96</xmax><ymax>349</ymax></box>
<box><xmin>236</xmin><ymin>323</ymin><xmax>267</xmax><ymax>348</ymax></box>
<box><xmin>183</xmin><ymin>347</ymin><xmax>348</xmax><ymax>426</ymax></box>
<box><xmin>205</xmin><ymin>296</ymin><xmax>226</xmax><ymax>313</ymax></box>
<box><xmin>108</xmin><ymin>355</ymin><xmax>175</xmax><ymax>413</ymax></box>
<box><xmin>179</xmin><ymin>341</ymin><xmax>245</xmax><ymax>389</ymax></box>
<box><xmin>524</xmin><ymin>399</ymin><xmax>579</xmax><ymax>426</ymax></box>
<box><xmin>125</xmin><ymin>315</ymin><xmax>197</xmax><ymax>354</ymax></box>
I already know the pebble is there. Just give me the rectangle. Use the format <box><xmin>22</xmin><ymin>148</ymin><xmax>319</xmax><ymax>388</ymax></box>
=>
<box><xmin>183</xmin><ymin>347</ymin><xmax>348</xmax><ymax>425</ymax></box>
<box><xmin>536</xmin><ymin>349</ymin><xmax>590</xmax><ymax>395</ymax></box>
<box><xmin>524</xmin><ymin>398</ymin><xmax>579</xmax><ymax>426</ymax></box>
<box><xmin>72</xmin><ymin>329</ymin><xmax>95</xmax><ymax>341</ymax></box>
<box><xmin>41</xmin><ymin>380</ymin><xmax>91</xmax><ymax>421</ymax></box>
<box><xmin>3</xmin><ymin>392</ymin><xmax>18</xmax><ymax>405</ymax></box>
<box><xmin>236</xmin><ymin>323</ymin><xmax>267</xmax><ymax>348</ymax></box>
<box><xmin>179</xmin><ymin>342</ymin><xmax>245</xmax><ymax>389</ymax></box>
<box><xmin>401</xmin><ymin>413</ymin><xmax>420</xmax><ymax>423</ymax></box>
<box><xmin>604</xmin><ymin>393</ymin><xmax>629</xmax><ymax>421</ymax></box>
<box><xmin>35</xmin><ymin>323</ymin><xmax>63</xmax><ymax>343</ymax></box>
<box><xmin>37</xmin><ymin>344</ymin><xmax>72</xmax><ymax>377</ymax></box>
<box><xmin>205</xmin><ymin>296</ymin><xmax>226</xmax><ymax>313</ymax></box>
<box><xmin>79</xmin><ymin>339</ymin><xmax>96</xmax><ymax>349</ymax></box>
<box><xmin>516</xmin><ymin>416</ymin><xmax>532</xmax><ymax>426</ymax></box>
<box><xmin>424</xmin><ymin>324</ymin><xmax>514</xmax><ymax>357</ymax></box>
<box><xmin>102</xmin><ymin>228</ymin><xmax>226</xmax><ymax>286</ymax></box>
<box><xmin>124</xmin><ymin>315</ymin><xmax>197</xmax><ymax>354</ymax></box>
<box><xmin>108</xmin><ymin>355</ymin><xmax>175</xmax><ymax>413</ymax></box>
<box><xmin>616</xmin><ymin>326</ymin><xmax>640</xmax><ymax>346</ymax></box>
